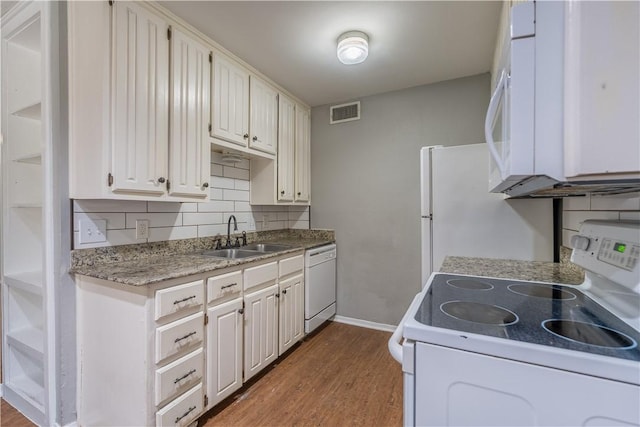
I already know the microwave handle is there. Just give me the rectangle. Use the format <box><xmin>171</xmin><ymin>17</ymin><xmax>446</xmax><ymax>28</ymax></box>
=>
<box><xmin>485</xmin><ymin>70</ymin><xmax>507</xmax><ymax>176</ymax></box>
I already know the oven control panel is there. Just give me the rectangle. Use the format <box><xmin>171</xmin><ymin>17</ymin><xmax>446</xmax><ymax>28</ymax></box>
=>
<box><xmin>571</xmin><ymin>220</ymin><xmax>640</xmax><ymax>292</ymax></box>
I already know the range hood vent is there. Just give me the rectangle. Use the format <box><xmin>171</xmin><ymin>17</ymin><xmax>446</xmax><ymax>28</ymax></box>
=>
<box><xmin>330</xmin><ymin>101</ymin><xmax>360</xmax><ymax>124</ymax></box>
<box><xmin>506</xmin><ymin>176</ymin><xmax>640</xmax><ymax>198</ymax></box>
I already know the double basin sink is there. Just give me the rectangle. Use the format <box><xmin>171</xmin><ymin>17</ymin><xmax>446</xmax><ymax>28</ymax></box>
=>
<box><xmin>200</xmin><ymin>243</ymin><xmax>295</xmax><ymax>260</ymax></box>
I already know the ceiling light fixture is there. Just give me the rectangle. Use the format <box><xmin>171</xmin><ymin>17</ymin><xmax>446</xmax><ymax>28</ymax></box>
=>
<box><xmin>337</xmin><ymin>31</ymin><xmax>369</xmax><ymax>65</ymax></box>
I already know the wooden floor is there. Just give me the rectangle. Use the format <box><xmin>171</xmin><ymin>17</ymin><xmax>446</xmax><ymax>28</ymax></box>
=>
<box><xmin>0</xmin><ymin>322</ymin><xmax>402</xmax><ymax>427</ymax></box>
<box><xmin>199</xmin><ymin>321</ymin><xmax>403</xmax><ymax>427</ymax></box>
<box><xmin>1</xmin><ymin>399</ymin><xmax>35</xmax><ymax>427</ymax></box>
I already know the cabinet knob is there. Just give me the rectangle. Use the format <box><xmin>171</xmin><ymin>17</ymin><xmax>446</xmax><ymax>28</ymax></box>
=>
<box><xmin>202</xmin><ymin>182</ymin><xmax>209</xmax><ymax>188</ymax></box>
<box><xmin>158</xmin><ymin>177</ymin><xmax>166</xmax><ymax>183</ymax></box>
<box><xmin>238</xmin><ymin>308</ymin><xmax>244</xmax><ymax>314</ymax></box>
<box><xmin>252</xmin><ymin>136</ymin><xmax>258</xmax><ymax>142</ymax></box>
<box><xmin>282</xmin><ymin>289</ymin><xmax>287</xmax><ymax>295</ymax></box>
<box><xmin>281</xmin><ymin>190</ymin><xmax>285</xmax><ymax>195</ymax></box>
<box><xmin>243</xmin><ymin>133</ymin><xmax>249</xmax><ymax>139</ymax></box>
<box><xmin>297</xmin><ymin>192</ymin><xmax>301</xmax><ymax>196</ymax></box>
<box><xmin>275</xmin><ymin>293</ymin><xmax>280</xmax><ymax>298</ymax></box>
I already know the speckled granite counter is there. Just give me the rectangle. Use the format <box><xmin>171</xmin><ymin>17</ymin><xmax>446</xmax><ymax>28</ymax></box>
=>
<box><xmin>440</xmin><ymin>247</ymin><xmax>584</xmax><ymax>285</ymax></box>
<box><xmin>70</xmin><ymin>229</ymin><xmax>334</xmax><ymax>286</ymax></box>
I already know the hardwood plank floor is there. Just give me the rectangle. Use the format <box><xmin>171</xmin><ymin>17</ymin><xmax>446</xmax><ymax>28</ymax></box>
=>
<box><xmin>199</xmin><ymin>321</ymin><xmax>403</xmax><ymax>427</ymax></box>
<box><xmin>1</xmin><ymin>399</ymin><xmax>36</xmax><ymax>427</ymax></box>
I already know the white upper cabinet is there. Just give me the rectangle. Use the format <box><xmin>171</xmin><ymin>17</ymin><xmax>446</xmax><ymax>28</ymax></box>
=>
<box><xmin>69</xmin><ymin>1</ymin><xmax>213</xmax><ymax>201</ymax></box>
<box><xmin>211</xmin><ymin>53</ymin><xmax>249</xmax><ymax>147</ymax></box>
<box><xmin>294</xmin><ymin>105</ymin><xmax>311</xmax><ymax>203</ymax></box>
<box><xmin>277</xmin><ymin>94</ymin><xmax>296</xmax><ymax>202</ymax></box>
<box><xmin>563</xmin><ymin>1</ymin><xmax>640</xmax><ymax>181</ymax></box>
<box><xmin>111</xmin><ymin>1</ymin><xmax>169</xmax><ymax>196</ymax></box>
<box><xmin>249</xmin><ymin>76</ymin><xmax>278</xmax><ymax>155</ymax></box>
<box><xmin>169</xmin><ymin>27</ymin><xmax>211</xmax><ymax>199</ymax></box>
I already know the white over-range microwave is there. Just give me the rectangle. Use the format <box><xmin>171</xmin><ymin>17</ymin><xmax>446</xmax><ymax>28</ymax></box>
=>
<box><xmin>484</xmin><ymin>1</ymin><xmax>640</xmax><ymax>198</ymax></box>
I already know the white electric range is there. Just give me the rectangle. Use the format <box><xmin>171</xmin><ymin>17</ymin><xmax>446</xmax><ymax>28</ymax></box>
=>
<box><xmin>390</xmin><ymin>220</ymin><xmax>640</xmax><ymax>426</ymax></box>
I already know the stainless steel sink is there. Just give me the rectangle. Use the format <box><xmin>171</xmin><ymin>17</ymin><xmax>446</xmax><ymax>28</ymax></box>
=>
<box><xmin>242</xmin><ymin>243</ymin><xmax>295</xmax><ymax>252</ymax></box>
<box><xmin>200</xmin><ymin>249</ymin><xmax>262</xmax><ymax>259</ymax></box>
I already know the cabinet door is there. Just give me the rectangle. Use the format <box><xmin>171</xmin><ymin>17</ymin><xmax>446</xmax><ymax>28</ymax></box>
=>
<box><xmin>243</xmin><ymin>284</ymin><xmax>278</xmax><ymax>381</ymax></box>
<box><xmin>277</xmin><ymin>94</ymin><xmax>295</xmax><ymax>202</ymax></box>
<box><xmin>112</xmin><ymin>1</ymin><xmax>169</xmax><ymax>195</ymax></box>
<box><xmin>211</xmin><ymin>53</ymin><xmax>249</xmax><ymax>147</ymax></box>
<box><xmin>294</xmin><ymin>105</ymin><xmax>311</xmax><ymax>203</ymax></box>
<box><xmin>564</xmin><ymin>1</ymin><xmax>640</xmax><ymax>180</ymax></box>
<box><xmin>169</xmin><ymin>28</ymin><xmax>211</xmax><ymax>199</ymax></box>
<box><xmin>278</xmin><ymin>273</ymin><xmax>304</xmax><ymax>355</ymax></box>
<box><xmin>249</xmin><ymin>76</ymin><xmax>278</xmax><ymax>154</ymax></box>
<box><xmin>206</xmin><ymin>298</ymin><xmax>242</xmax><ymax>409</ymax></box>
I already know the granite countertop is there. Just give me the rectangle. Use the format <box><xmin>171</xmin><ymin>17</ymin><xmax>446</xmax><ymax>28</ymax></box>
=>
<box><xmin>71</xmin><ymin>229</ymin><xmax>334</xmax><ymax>287</ymax></box>
<box><xmin>440</xmin><ymin>250</ymin><xmax>585</xmax><ymax>285</ymax></box>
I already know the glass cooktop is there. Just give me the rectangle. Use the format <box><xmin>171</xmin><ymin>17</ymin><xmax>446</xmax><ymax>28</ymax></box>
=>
<box><xmin>414</xmin><ymin>274</ymin><xmax>640</xmax><ymax>362</ymax></box>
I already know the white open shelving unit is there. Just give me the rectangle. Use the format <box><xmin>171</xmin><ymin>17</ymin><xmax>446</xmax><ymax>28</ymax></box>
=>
<box><xmin>1</xmin><ymin>2</ymin><xmax>63</xmax><ymax>425</ymax></box>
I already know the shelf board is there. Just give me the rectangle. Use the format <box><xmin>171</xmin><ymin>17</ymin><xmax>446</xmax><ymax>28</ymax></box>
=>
<box><xmin>7</xmin><ymin>328</ymin><xmax>44</xmax><ymax>362</ymax></box>
<box><xmin>11</xmin><ymin>102</ymin><xmax>41</xmax><ymax>121</ymax></box>
<box><xmin>14</xmin><ymin>153</ymin><xmax>42</xmax><ymax>165</ymax></box>
<box><xmin>4</xmin><ymin>271</ymin><xmax>43</xmax><ymax>295</ymax></box>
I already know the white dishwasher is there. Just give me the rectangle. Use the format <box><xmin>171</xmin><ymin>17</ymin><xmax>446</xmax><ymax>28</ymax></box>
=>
<box><xmin>305</xmin><ymin>244</ymin><xmax>337</xmax><ymax>333</ymax></box>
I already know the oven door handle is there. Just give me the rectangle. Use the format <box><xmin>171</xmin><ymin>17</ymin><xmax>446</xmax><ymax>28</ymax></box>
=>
<box><xmin>485</xmin><ymin>69</ymin><xmax>507</xmax><ymax>177</ymax></box>
<box><xmin>388</xmin><ymin>293</ymin><xmax>423</xmax><ymax>364</ymax></box>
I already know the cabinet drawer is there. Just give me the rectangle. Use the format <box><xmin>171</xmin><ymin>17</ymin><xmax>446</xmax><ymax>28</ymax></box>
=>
<box><xmin>279</xmin><ymin>254</ymin><xmax>304</xmax><ymax>277</ymax></box>
<box><xmin>155</xmin><ymin>280</ymin><xmax>204</xmax><ymax>321</ymax></box>
<box><xmin>156</xmin><ymin>312</ymin><xmax>204</xmax><ymax>364</ymax></box>
<box><xmin>207</xmin><ymin>270</ymin><xmax>242</xmax><ymax>304</ymax></box>
<box><xmin>156</xmin><ymin>382</ymin><xmax>203</xmax><ymax>427</ymax></box>
<box><xmin>244</xmin><ymin>261</ymin><xmax>277</xmax><ymax>291</ymax></box>
<box><xmin>155</xmin><ymin>348</ymin><xmax>204</xmax><ymax>406</ymax></box>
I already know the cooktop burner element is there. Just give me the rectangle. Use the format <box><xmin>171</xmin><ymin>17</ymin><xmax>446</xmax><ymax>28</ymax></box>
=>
<box><xmin>542</xmin><ymin>319</ymin><xmax>637</xmax><ymax>349</ymax></box>
<box><xmin>441</xmin><ymin>301</ymin><xmax>518</xmax><ymax>325</ymax></box>
<box><xmin>446</xmin><ymin>278</ymin><xmax>493</xmax><ymax>290</ymax></box>
<box><xmin>508</xmin><ymin>283</ymin><xmax>576</xmax><ymax>300</ymax></box>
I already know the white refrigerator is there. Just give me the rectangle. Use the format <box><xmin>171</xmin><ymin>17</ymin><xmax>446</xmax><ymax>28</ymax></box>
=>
<box><xmin>421</xmin><ymin>144</ymin><xmax>554</xmax><ymax>286</ymax></box>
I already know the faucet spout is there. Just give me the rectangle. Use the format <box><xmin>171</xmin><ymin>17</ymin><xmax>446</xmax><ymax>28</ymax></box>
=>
<box><xmin>226</xmin><ymin>215</ymin><xmax>238</xmax><ymax>247</ymax></box>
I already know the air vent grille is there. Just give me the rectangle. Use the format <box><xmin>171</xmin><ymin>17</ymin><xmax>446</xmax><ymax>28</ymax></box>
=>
<box><xmin>330</xmin><ymin>101</ymin><xmax>360</xmax><ymax>124</ymax></box>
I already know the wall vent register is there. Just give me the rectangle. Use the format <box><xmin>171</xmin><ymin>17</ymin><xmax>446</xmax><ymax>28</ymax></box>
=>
<box><xmin>329</xmin><ymin>101</ymin><xmax>360</xmax><ymax>124</ymax></box>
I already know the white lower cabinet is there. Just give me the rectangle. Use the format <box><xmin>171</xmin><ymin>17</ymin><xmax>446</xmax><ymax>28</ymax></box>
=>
<box><xmin>206</xmin><ymin>298</ymin><xmax>243</xmax><ymax>408</ymax></box>
<box><xmin>76</xmin><ymin>251</ymin><xmax>306</xmax><ymax>425</ymax></box>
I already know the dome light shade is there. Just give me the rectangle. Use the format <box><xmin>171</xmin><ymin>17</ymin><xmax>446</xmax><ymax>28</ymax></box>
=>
<box><xmin>337</xmin><ymin>31</ymin><xmax>369</xmax><ymax>65</ymax></box>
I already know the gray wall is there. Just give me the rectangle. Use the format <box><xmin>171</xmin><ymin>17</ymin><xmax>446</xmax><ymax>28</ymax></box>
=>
<box><xmin>310</xmin><ymin>73</ymin><xmax>490</xmax><ymax>325</ymax></box>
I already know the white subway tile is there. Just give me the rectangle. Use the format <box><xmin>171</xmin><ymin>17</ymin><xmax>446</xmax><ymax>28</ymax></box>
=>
<box><xmin>229</xmin><ymin>212</ymin><xmax>251</xmax><ymax>224</ymax></box>
<box><xmin>198</xmin><ymin>201</ymin><xmax>235</xmax><ymax>212</ymax></box>
<box><xmin>211</xmin><ymin>163</ymin><xmax>224</xmax><ymax>177</ymax></box>
<box><xmin>125</xmin><ymin>212</ymin><xmax>183</xmax><ymax>228</ymax></box>
<box><xmin>223</xmin><ymin>166</ymin><xmax>249</xmax><ymax>180</ymax></box>
<box><xmin>289</xmin><ymin>220</ymin><xmax>310</xmax><ymax>230</ymax></box>
<box><xmin>235</xmin><ymin>179</ymin><xmax>250</xmax><ymax>191</ymax></box>
<box><xmin>562</xmin><ymin>196</ymin><xmax>590</xmax><ymax>211</ymax></box>
<box><xmin>183</xmin><ymin>212</ymin><xmax>224</xmax><ymax>226</ymax></box>
<box><xmin>288</xmin><ymin>205</ymin><xmax>309</xmax><ymax>213</ymax></box>
<box><xmin>212</xmin><ymin>176</ymin><xmax>235</xmax><ymax>189</ymax></box>
<box><xmin>223</xmin><ymin>189</ymin><xmax>250</xmax><ymax>201</ymax></box>
<box><xmin>74</xmin><ymin>200</ymin><xmax>147</xmax><ymax>213</ymax></box>
<box><xmin>147</xmin><ymin>202</ymin><xmax>197</xmax><ymax>213</ymax></box>
<box><xmin>234</xmin><ymin>201</ymin><xmax>252</xmax><ymax>212</ymax></box>
<box><xmin>210</xmin><ymin>188</ymin><xmax>224</xmax><ymax>200</ymax></box>
<box><xmin>276</xmin><ymin>212</ymin><xmax>289</xmax><ymax>221</ymax></box>
<box><xmin>211</xmin><ymin>152</ymin><xmax>225</xmax><ymax>165</ymax></box>
<box><xmin>562</xmin><ymin>210</ymin><xmax>619</xmax><ymax>232</ymax></box>
<box><xmin>197</xmin><ymin>224</ymin><xmax>228</xmax><ymax>238</ymax></box>
<box><xmin>74</xmin><ymin>212</ymin><xmax>126</xmax><ymax>231</ymax></box>
<box><xmin>288</xmin><ymin>210</ymin><xmax>309</xmax><ymax>221</ymax></box>
<box><xmin>148</xmin><ymin>226</ymin><xmax>198</xmax><ymax>242</ymax></box>
<box><xmin>266</xmin><ymin>220</ymin><xmax>286</xmax><ymax>230</ymax></box>
<box><xmin>236</xmin><ymin>158</ymin><xmax>250</xmax><ymax>170</ymax></box>
<box><xmin>590</xmin><ymin>194</ymin><xmax>640</xmax><ymax>211</ymax></box>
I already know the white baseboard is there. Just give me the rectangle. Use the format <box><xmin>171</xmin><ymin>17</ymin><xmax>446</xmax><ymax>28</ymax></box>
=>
<box><xmin>333</xmin><ymin>315</ymin><xmax>395</xmax><ymax>332</ymax></box>
<box><xmin>56</xmin><ymin>421</ymin><xmax>78</xmax><ymax>427</ymax></box>
<box><xmin>0</xmin><ymin>383</ymin><xmax>3</xmax><ymax>398</ymax></box>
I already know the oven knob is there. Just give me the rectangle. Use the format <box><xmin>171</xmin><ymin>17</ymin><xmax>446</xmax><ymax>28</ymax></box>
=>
<box><xmin>571</xmin><ymin>235</ymin><xmax>591</xmax><ymax>251</ymax></box>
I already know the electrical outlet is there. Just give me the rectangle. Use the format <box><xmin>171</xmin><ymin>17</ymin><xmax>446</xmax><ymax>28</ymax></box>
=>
<box><xmin>136</xmin><ymin>219</ymin><xmax>150</xmax><ymax>239</ymax></box>
<box><xmin>79</xmin><ymin>219</ymin><xmax>107</xmax><ymax>244</ymax></box>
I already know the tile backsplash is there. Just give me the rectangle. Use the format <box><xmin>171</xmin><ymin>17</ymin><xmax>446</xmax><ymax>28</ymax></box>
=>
<box><xmin>73</xmin><ymin>153</ymin><xmax>310</xmax><ymax>249</ymax></box>
<box><xmin>562</xmin><ymin>193</ymin><xmax>640</xmax><ymax>248</ymax></box>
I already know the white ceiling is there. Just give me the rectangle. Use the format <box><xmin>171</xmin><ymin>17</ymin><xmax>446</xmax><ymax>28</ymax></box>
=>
<box><xmin>159</xmin><ymin>1</ymin><xmax>502</xmax><ymax>107</ymax></box>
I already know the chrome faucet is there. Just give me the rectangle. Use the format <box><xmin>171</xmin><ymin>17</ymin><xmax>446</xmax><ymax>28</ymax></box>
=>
<box><xmin>226</xmin><ymin>215</ymin><xmax>238</xmax><ymax>247</ymax></box>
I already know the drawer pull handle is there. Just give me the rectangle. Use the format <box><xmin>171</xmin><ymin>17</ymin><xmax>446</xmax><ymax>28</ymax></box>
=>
<box><xmin>175</xmin><ymin>406</ymin><xmax>197</xmax><ymax>423</ymax></box>
<box><xmin>173</xmin><ymin>295</ymin><xmax>197</xmax><ymax>305</ymax></box>
<box><xmin>174</xmin><ymin>369</ymin><xmax>197</xmax><ymax>384</ymax></box>
<box><xmin>174</xmin><ymin>331</ymin><xmax>197</xmax><ymax>344</ymax></box>
<box><xmin>220</xmin><ymin>283</ymin><xmax>237</xmax><ymax>290</ymax></box>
